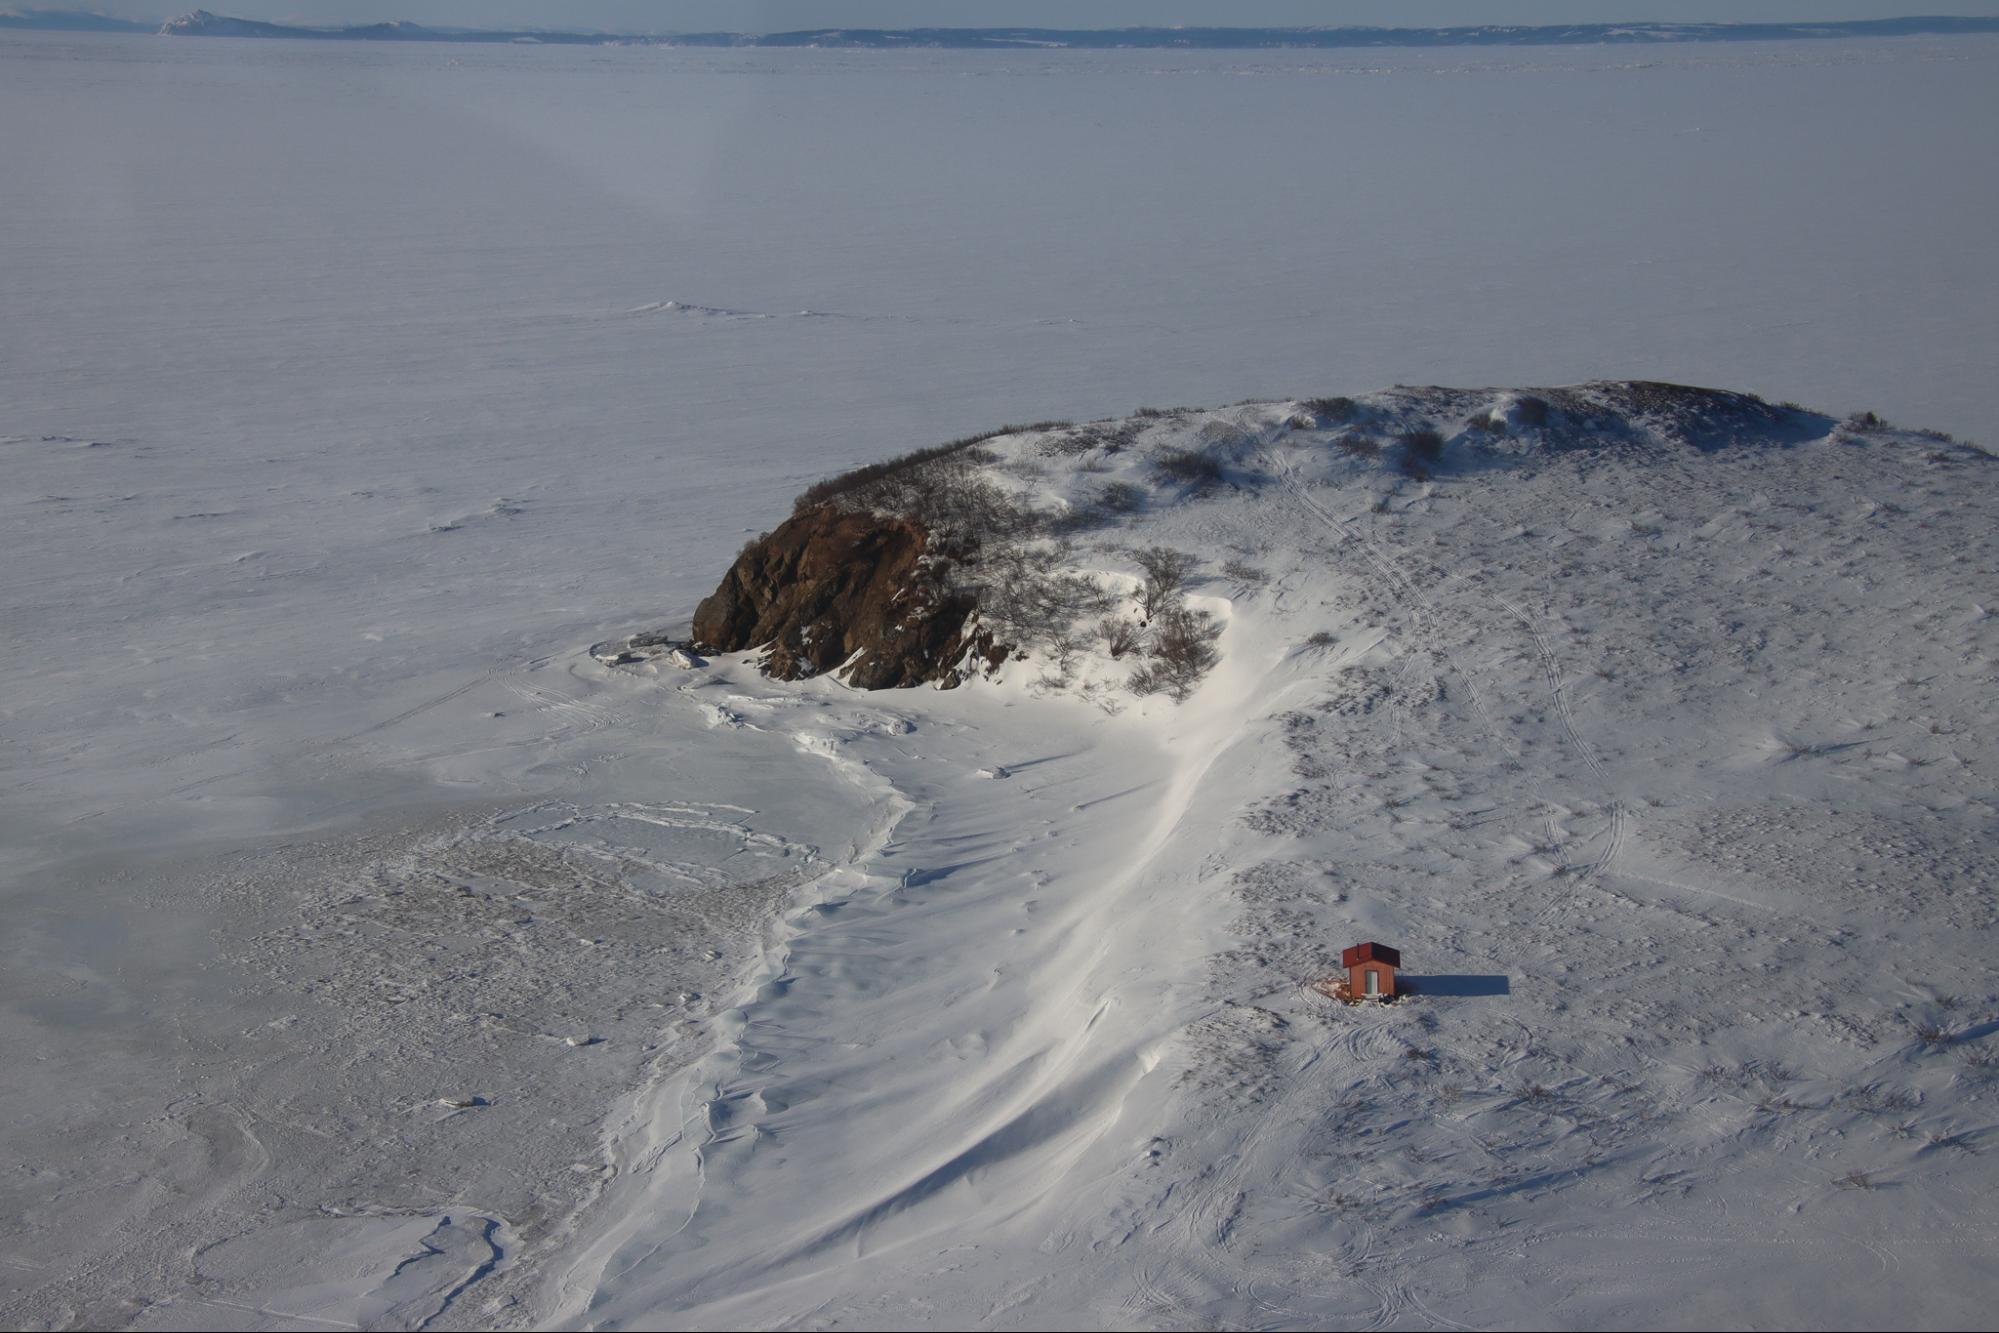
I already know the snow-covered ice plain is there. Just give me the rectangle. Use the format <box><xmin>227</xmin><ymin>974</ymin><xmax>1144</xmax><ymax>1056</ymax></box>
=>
<box><xmin>2</xmin><ymin>28</ymin><xmax>1997</xmax><ymax>1331</ymax></box>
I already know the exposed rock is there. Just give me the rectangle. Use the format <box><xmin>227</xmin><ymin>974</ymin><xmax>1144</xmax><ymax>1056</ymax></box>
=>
<box><xmin>691</xmin><ymin>506</ymin><xmax>1005</xmax><ymax>688</ymax></box>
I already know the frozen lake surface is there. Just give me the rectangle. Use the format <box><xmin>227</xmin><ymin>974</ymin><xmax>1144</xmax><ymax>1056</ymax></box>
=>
<box><xmin>2</xmin><ymin>29</ymin><xmax>1996</xmax><ymax>1330</ymax></box>
<box><xmin>4</xmin><ymin>32</ymin><xmax>1996</xmax><ymax>854</ymax></box>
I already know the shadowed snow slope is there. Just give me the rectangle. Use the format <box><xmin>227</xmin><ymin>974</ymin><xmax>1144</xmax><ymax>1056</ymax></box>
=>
<box><xmin>541</xmin><ymin>389</ymin><xmax>1999</xmax><ymax>1329</ymax></box>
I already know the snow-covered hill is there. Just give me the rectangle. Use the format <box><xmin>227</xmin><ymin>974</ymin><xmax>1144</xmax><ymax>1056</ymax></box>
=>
<box><xmin>527</xmin><ymin>386</ymin><xmax>1999</xmax><ymax>1329</ymax></box>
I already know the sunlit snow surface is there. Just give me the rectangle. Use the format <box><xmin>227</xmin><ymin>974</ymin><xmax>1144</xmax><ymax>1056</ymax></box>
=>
<box><xmin>2</xmin><ymin>31</ymin><xmax>1997</xmax><ymax>1332</ymax></box>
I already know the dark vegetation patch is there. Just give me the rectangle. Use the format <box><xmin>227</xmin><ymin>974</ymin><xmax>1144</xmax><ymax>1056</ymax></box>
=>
<box><xmin>1096</xmin><ymin>480</ymin><xmax>1146</xmax><ymax>513</ymax></box>
<box><xmin>1301</xmin><ymin>395</ymin><xmax>1357</xmax><ymax>426</ymax></box>
<box><xmin>1130</xmin><ymin>602</ymin><xmax>1223</xmax><ymax>702</ymax></box>
<box><xmin>1396</xmin><ymin>428</ymin><xmax>1445</xmax><ymax>478</ymax></box>
<box><xmin>1042</xmin><ymin>418</ymin><xmax>1144</xmax><ymax>457</ymax></box>
<box><xmin>792</xmin><ymin>422</ymin><xmax>1064</xmax><ymax>514</ymax></box>
<box><xmin>1154</xmin><ymin>447</ymin><xmax>1227</xmax><ymax>488</ymax></box>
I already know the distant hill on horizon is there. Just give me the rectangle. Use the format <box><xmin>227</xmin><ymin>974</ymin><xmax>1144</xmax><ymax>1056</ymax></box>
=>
<box><xmin>8</xmin><ymin>9</ymin><xmax>1999</xmax><ymax>48</ymax></box>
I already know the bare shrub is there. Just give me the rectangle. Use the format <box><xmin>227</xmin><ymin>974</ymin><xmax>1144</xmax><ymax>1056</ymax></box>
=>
<box><xmin>1834</xmin><ymin>1169</ymin><xmax>1874</xmax><ymax>1191</ymax></box>
<box><xmin>1304</xmin><ymin>630</ymin><xmax>1336</xmax><ymax>648</ymax></box>
<box><xmin>980</xmin><ymin>544</ymin><xmax>1113</xmax><ymax>647</ymax></box>
<box><xmin>794</xmin><ymin>420</ymin><xmax>1073</xmax><ymax>516</ymax></box>
<box><xmin>1842</xmin><ymin>1084</ymin><xmax>1919</xmax><ymax>1114</ymax></box>
<box><xmin>1098</xmin><ymin>616</ymin><xmax>1142</xmax><ymax>659</ymax></box>
<box><xmin>1221</xmin><ymin>557</ymin><xmax>1267</xmax><ymax>586</ymax></box>
<box><xmin>1302</xmin><ymin>396</ymin><xmax>1357</xmax><ymax>425</ymax></box>
<box><xmin>1043</xmin><ymin>419</ymin><xmax>1140</xmax><ymax>456</ymax></box>
<box><xmin>1397</xmin><ymin>429</ymin><xmax>1444</xmax><ymax>478</ymax></box>
<box><xmin>794</xmin><ymin>435</ymin><xmax>990</xmax><ymax>513</ymax></box>
<box><xmin>1134</xmin><ymin>546</ymin><xmax>1197</xmax><ymax>619</ymax></box>
<box><xmin>1914</xmin><ymin>1020</ymin><xmax>1954</xmax><ymax>1047</ymax></box>
<box><xmin>794</xmin><ymin>441</ymin><xmax>1045</xmax><ymax>549</ymax></box>
<box><xmin>1096</xmin><ymin>480</ymin><xmax>1145</xmax><ymax>513</ymax></box>
<box><xmin>1154</xmin><ymin>447</ymin><xmax>1225</xmax><ymax>489</ymax></box>
<box><xmin>1131</xmin><ymin>603</ymin><xmax>1222</xmax><ymax>702</ymax></box>
<box><xmin>1335</xmin><ymin>433</ymin><xmax>1381</xmax><ymax>458</ymax></box>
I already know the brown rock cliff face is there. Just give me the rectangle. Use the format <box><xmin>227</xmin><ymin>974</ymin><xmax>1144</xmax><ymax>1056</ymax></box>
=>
<box><xmin>690</xmin><ymin>506</ymin><xmax>1003</xmax><ymax>689</ymax></box>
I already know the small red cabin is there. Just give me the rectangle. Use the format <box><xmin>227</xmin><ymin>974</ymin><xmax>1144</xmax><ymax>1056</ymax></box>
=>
<box><xmin>1342</xmin><ymin>941</ymin><xmax>1401</xmax><ymax>1000</ymax></box>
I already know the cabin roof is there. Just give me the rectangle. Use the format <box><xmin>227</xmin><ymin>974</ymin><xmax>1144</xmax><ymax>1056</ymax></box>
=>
<box><xmin>1342</xmin><ymin>941</ymin><xmax>1401</xmax><ymax>969</ymax></box>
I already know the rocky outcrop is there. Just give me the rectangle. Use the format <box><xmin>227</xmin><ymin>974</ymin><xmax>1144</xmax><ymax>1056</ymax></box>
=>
<box><xmin>690</xmin><ymin>507</ymin><xmax>1005</xmax><ymax>689</ymax></box>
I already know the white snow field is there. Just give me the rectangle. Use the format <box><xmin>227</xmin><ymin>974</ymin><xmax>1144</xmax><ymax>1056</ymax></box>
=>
<box><xmin>1</xmin><ymin>28</ymin><xmax>1997</xmax><ymax>1333</ymax></box>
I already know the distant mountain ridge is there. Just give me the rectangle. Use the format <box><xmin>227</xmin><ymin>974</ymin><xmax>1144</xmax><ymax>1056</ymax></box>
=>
<box><xmin>45</xmin><ymin>11</ymin><xmax>1999</xmax><ymax>48</ymax></box>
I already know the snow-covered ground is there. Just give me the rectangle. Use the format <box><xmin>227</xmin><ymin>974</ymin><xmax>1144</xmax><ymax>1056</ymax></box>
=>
<box><xmin>2</xmin><ymin>29</ymin><xmax>1996</xmax><ymax>1331</ymax></box>
<box><xmin>542</xmin><ymin>398</ymin><xmax>1999</xmax><ymax>1330</ymax></box>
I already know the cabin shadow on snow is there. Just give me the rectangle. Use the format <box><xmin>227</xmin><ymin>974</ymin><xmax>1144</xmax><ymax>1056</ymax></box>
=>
<box><xmin>1399</xmin><ymin>974</ymin><xmax>1511</xmax><ymax>997</ymax></box>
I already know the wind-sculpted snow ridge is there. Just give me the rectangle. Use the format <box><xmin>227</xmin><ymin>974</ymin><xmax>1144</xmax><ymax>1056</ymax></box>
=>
<box><xmin>544</xmin><ymin>384</ymin><xmax>1999</xmax><ymax>1329</ymax></box>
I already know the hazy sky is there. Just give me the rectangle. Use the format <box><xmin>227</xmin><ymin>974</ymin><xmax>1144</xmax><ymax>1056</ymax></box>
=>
<box><xmin>56</xmin><ymin>1</ymin><xmax>1999</xmax><ymax>34</ymax></box>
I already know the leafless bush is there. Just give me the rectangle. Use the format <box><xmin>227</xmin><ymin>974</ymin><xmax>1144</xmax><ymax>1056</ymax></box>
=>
<box><xmin>979</xmin><ymin>544</ymin><xmax>1113</xmax><ymax>647</ymax></box>
<box><xmin>1154</xmin><ymin>447</ymin><xmax>1225</xmax><ymax>489</ymax></box>
<box><xmin>1914</xmin><ymin>1020</ymin><xmax>1954</xmax><ymax>1047</ymax></box>
<box><xmin>1302</xmin><ymin>396</ymin><xmax>1357</xmax><ymax>425</ymax></box>
<box><xmin>1098</xmin><ymin>616</ymin><xmax>1142</xmax><ymax>659</ymax></box>
<box><xmin>794</xmin><ymin>420</ymin><xmax>1074</xmax><ymax>517</ymax></box>
<box><xmin>1335</xmin><ymin>433</ymin><xmax>1381</xmax><ymax>458</ymax></box>
<box><xmin>1042</xmin><ymin>419</ymin><xmax>1138</xmax><ymax>456</ymax></box>
<box><xmin>1304</xmin><ymin>630</ymin><xmax>1337</xmax><ymax>648</ymax></box>
<box><xmin>1134</xmin><ymin>546</ymin><xmax>1197</xmax><ymax>618</ymax></box>
<box><xmin>1221</xmin><ymin>557</ymin><xmax>1267</xmax><ymax>586</ymax></box>
<box><xmin>1842</xmin><ymin>1083</ymin><xmax>1919</xmax><ymax>1114</ymax></box>
<box><xmin>1834</xmin><ymin>1169</ymin><xmax>1874</xmax><ymax>1191</ymax></box>
<box><xmin>795</xmin><ymin>442</ymin><xmax>1046</xmax><ymax>547</ymax></box>
<box><xmin>1096</xmin><ymin>480</ymin><xmax>1145</xmax><ymax>513</ymax></box>
<box><xmin>1397</xmin><ymin>429</ymin><xmax>1445</xmax><ymax>478</ymax></box>
<box><xmin>1130</xmin><ymin>603</ymin><xmax>1222</xmax><ymax>702</ymax></box>
<box><xmin>795</xmin><ymin>438</ymin><xmax>983</xmax><ymax>512</ymax></box>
